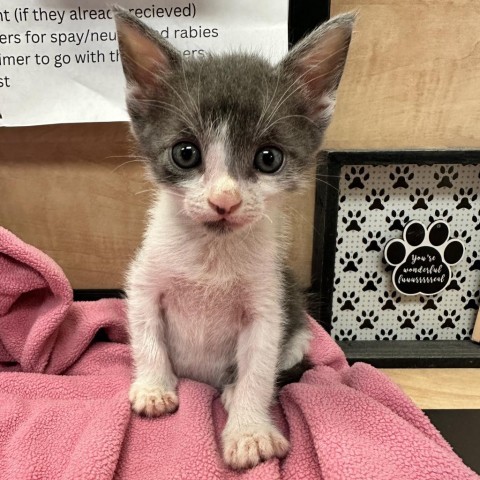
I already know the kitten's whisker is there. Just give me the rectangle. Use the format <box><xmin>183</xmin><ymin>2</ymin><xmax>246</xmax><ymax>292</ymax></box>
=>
<box><xmin>111</xmin><ymin>158</ymin><xmax>146</xmax><ymax>173</ymax></box>
<box><xmin>285</xmin><ymin>206</ymin><xmax>323</xmax><ymax>238</ymax></box>
<box><xmin>164</xmin><ymin>190</ymin><xmax>185</xmax><ymax>199</ymax></box>
<box><xmin>257</xmin><ymin>114</ymin><xmax>320</xmax><ymax>137</ymax></box>
<box><xmin>134</xmin><ymin>188</ymin><xmax>156</xmax><ymax>196</ymax></box>
<box><xmin>259</xmin><ymin>46</ymin><xmax>346</xmax><ymax>133</ymax></box>
<box><xmin>106</xmin><ymin>155</ymin><xmax>148</xmax><ymax>160</ymax></box>
<box><xmin>135</xmin><ymin>99</ymin><xmax>196</xmax><ymax>129</ymax></box>
<box><xmin>313</xmin><ymin>177</ymin><xmax>340</xmax><ymax>192</ymax></box>
<box><xmin>255</xmin><ymin>70</ymin><xmax>281</xmax><ymax>134</ymax></box>
<box><xmin>181</xmin><ymin>58</ymin><xmax>204</xmax><ymax>131</ymax></box>
<box><xmin>262</xmin><ymin>213</ymin><xmax>274</xmax><ymax>224</ymax></box>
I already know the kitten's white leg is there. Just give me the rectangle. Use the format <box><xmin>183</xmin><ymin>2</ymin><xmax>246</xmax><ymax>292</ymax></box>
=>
<box><xmin>127</xmin><ymin>271</ymin><xmax>178</xmax><ymax>417</ymax></box>
<box><xmin>222</xmin><ymin>291</ymin><xmax>289</xmax><ymax>469</ymax></box>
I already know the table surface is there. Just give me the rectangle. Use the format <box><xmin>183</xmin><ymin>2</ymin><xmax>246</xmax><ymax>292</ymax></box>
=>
<box><xmin>381</xmin><ymin>368</ymin><xmax>480</xmax><ymax>474</ymax></box>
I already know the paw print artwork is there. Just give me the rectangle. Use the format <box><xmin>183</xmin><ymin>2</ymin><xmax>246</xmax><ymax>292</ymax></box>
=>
<box><xmin>409</xmin><ymin>188</ymin><xmax>433</xmax><ymax>210</ymax></box>
<box><xmin>456</xmin><ymin>328</ymin><xmax>473</xmax><ymax>340</ymax></box>
<box><xmin>437</xmin><ymin>309</ymin><xmax>461</xmax><ymax>329</ymax></box>
<box><xmin>375</xmin><ymin>328</ymin><xmax>398</xmax><ymax>341</ymax></box>
<box><xmin>356</xmin><ymin>310</ymin><xmax>379</xmax><ymax>330</ymax></box>
<box><xmin>337</xmin><ymin>292</ymin><xmax>360</xmax><ymax>311</ymax></box>
<box><xmin>397</xmin><ymin>310</ymin><xmax>420</xmax><ymax>329</ymax></box>
<box><xmin>366</xmin><ymin>188</ymin><xmax>390</xmax><ymax>210</ymax></box>
<box><xmin>334</xmin><ymin>329</ymin><xmax>357</xmax><ymax>341</ymax></box>
<box><xmin>446</xmin><ymin>271</ymin><xmax>466</xmax><ymax>291</ymax></box>
<box><xmin>434</xmin><ymin>166</ymin><xmax>458</xmax><ymax>188</ymax></box>
<box><xmin>359</xmin><ymin>272</ymin><xmax>382</xmax><ymax>292</ymax></box>
<box><xmin>386</xmin><ymin>210</ymin><xmax>410</xmax><ymax>232</ymax></box>
<box><xmin>384</xmin><ymin>220</ymin><xmax>464</xmax><ymax>296</ymax></box>
<box><xmin>390</xmin><ymin>166</ymin><xmax>414</xmax><ymax>189</ymax></box>
<box><xmin>339</xmin><ymin>251</ymin><xmax>363</xmax><ymax>273</ymax></box>
<box><xmin>461</xmin><ymin>290</ymin><xmax>480</xmax><ymax>310</ymax></box>
<box><xmin>416</xmin><ymin>328</ymin><xmax>438</xmax><ymax>341</ymax></box>
<box><xmin>362</xmin><ymin>231</ymin><xmax>387</xmax><ymax>253</ymax></box>
<box><xmin>454</xmin><ymin>188</ymin><xmax>478</xmax><ymax>210</ymax></box>
<box><xmin>342</xmin><ymin>210</ymin><xmax>366</xmax><ymax>232</ymax></box>
<box><xmin>345</xmin><ymin>166</ymin><xmax>369</xmax><ymax>189</ymax></box>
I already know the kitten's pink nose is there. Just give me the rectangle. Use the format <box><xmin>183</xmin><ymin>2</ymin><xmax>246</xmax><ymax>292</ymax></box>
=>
<box><xmin>208</xmin><ymin>193</ymin><xmax>242</xmax><ymax>215</ymax></box>
<box><xmin>208</xmin><ymin>176</ymin><xmax>242</xmax><ymax>215</ymax></box>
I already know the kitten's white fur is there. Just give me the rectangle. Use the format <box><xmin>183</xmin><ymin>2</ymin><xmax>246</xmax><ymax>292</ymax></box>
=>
<box><xmin>127</xmin><ymin>127</ymin><xmax>310</xmax><ymax>469</ymax></box>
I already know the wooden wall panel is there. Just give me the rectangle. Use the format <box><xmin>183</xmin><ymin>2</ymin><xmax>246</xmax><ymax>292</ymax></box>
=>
<box><xmin>0</xmin><ymin>124</ymin><xmax>146</xmax><ymax>289</ymax></box>
<box><xmin>326</xmin><ymin>0</ymin><xmax>480</xmax><ymax>149</ymax></box>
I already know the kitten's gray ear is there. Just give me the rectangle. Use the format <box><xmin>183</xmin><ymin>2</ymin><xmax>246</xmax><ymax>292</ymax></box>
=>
<box><xmin>280</xmin><ymin>12</ymin><xmax>356</xmax><ymax>122</ymax></box>
<box><xmin>113</xmin><ymin>6</ymin><xmax>181</xmax><ymax>90</ymax></box>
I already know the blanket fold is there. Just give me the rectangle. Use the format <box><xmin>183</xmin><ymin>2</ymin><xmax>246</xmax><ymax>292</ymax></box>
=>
<box><xmin>0</xmin><ymin>226</ymin><xmax>477</xmax><ymax>480</ymax></box>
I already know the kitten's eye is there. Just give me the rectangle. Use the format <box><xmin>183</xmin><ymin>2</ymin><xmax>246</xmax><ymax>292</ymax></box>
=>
<box><xmin>171</xmin><ymin>142</ymin><xmax>201</xmax><ymax>169</ymax></box>
<box><xmin>254</xmin><ymin>147</ymin><xmax>283</xmax><ymax>174</ymax></box>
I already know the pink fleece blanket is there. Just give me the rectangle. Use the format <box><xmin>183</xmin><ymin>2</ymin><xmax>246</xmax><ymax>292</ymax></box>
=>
<box><xmin>0</xmin><ymin>227</ymin><xmax>477</xmax><ymax>480</ymax></box>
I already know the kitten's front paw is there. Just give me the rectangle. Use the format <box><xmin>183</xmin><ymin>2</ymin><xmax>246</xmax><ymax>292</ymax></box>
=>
<box><xmin>129</xmin><ymin>382</ymin><xmax>179</xmax><ymax>417</ymax></box>
<box><xmin>222</xmin><ymin>423</ymin><xmax>289</xmax><ymax>470</ymax></box>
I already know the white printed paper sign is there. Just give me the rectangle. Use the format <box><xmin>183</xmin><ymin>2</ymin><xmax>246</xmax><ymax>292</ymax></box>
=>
<box><xmin>0</xmin><ymin>1</ymin><xmax>288</xmax><ymax>126</ymax></box>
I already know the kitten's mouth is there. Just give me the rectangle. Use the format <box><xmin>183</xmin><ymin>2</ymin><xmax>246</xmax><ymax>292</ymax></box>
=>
<box><xmin>203</xmin><ymin>219</ymin><xmax>242</xmax><ymax>234</ymax></box>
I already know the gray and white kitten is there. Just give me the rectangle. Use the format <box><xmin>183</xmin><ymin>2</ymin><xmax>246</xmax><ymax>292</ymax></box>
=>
<box><xmin>114</xmin><ymin>8</ymin><xmax>354</xmax><ymax>470</ymax></box>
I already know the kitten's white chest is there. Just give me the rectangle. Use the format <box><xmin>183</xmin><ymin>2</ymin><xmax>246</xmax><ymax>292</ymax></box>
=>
<box><xmin>162</xmin><ymin>278</ymin><xmax>244</xmax><ymax>388</ymax></box>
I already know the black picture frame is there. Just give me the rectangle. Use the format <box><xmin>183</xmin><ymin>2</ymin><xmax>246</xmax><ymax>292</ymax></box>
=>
<box><xmin>310</xmin><ymin>150</ymin><xmax>480</xmax><ymax>367</ymax></box>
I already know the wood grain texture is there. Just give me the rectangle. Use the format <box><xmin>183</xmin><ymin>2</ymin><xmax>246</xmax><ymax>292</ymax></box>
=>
<box><xmin>326</xmin><ymin>0</ymin><xmax>480</xmax><ymax>149</ymax></box>
<box><xmin>0</xmin><ymin>123</ymin><xmax>146</xmax><ymax>289</ymax></box>
<box><xmin>0</xmin><ymin>123</ymin><xmax>315</xmax><ymax>289</ymax></box>
<box><xmin>381</xmin><ymin>368</ymin><xmax>480</xmax><ymax>409</ymax></box>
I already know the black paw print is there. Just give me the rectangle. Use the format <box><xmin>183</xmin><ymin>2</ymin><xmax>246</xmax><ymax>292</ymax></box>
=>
<box><xmin>339</xmin><ymin>251</ymin><xmax>363</xmax><ymax>272</ymax></box>
<box><xmin>339</xmin><ymin>195</ymin><xmax>347</xmax><ymax>204</ymax></box>
<box><xmin>409</xmin><ymin>188</ymin><xmax>433</xmax><ymax>210</ymax></box>
<box><xmin>454</xmin><ymin>188</ymin><xmax>478</xmax><ymax>210</ymax></box>
<box><xmin>438</xmin><ymin>309</ymin><xmax>461</xmax><ymax>329</ymax></box>
<box><xmin>434</xmin><ymin>166</ymin><xmax>458</xmax><ymax>188</ymax></box>
<box><xmin>375</xmin><ymin>328</ymin><xmax>398</xmax><ymax>341</ymax></box>
<box><xmin>331</xmin><ymin>315</ymin><xmax>339</xmax><ymax>324</ymax></box>
<box><xmin>390</xmin><ymin>166</ymin><xmax>414</xmax><ymax>189</ymax></box>
<box><xmin>453</xmin><ymin>230</ymin><xmax>472</xmax><ymax>245</ymax></box>
<box><xmin>384</xmin><ymin>220</ymin><xmax>464</xmax><ymax>295</ymax></box>
<box><xmin>416</xmin><ymin>328</ymin><xmax>438</xmax><ymax>340</ymax></box>
<box><xmin>359</xmin><ymin>272</ymin><xmax>382</xmax><ymax>292</ymax></box>
<box><xmin>345</xmin><ymin>166</ymin><xmax>369</xmax><ymax>189</ymax></box>
<box><xmin>334</xmin><ymin>329</ymin><xmax>357</xmax><ymax>341</ymax></box>
<box><xmin>366</xmin><ymin>188</ymin><xmax>390</xmax><ymax>210</ymax></box>
<box><xmin>362</xmin><ymin>231</ymin><xmax>387</xmax><ymax>253</ymax></box>
<box><xmin>342</xmin><ymin>210</ymin><xmax>366</xmax><ymax>232</ymax></box>
<box><xmin>378</xmin><ymin>290</ymin><xmax>401</xmax><ymax>310</ymax></box>
<box><xmin>471</xmin><ymin>212</ymin><xmax>480</xmax><ymax>231</ymax></box>
<box><xmin>456</xmin><ymin>328</ymin><xmax>473</xmax><ymax>340</ymax></box>
<box><xmin>446</xmin><ymin>271</ymin><xmax>466</xmax><ymax>291</ymax></box>
<box><xmin>461</xmin><ymin>290</ymin><xmax>480</xmax><ymax>310</ymax></box>
<box><xmin>419</xmin><ymin>295</ymin><xmax>443</xmax><ymax>310</ymax></box>
<box><xmin>335</xmin><ymin>237</ymin><xmax>344</xmax><ymax>253</ymax></box>
<box><xmin>466</xmin><ymin>251</ymin><xmax>480</xmax><ymax>271</ymax></box>
<box><xmin>429</xmin><ymin>209</ymin><xmax>453</xmax><ymax>224</ymax></box>
<box><xmin>386</xmin><ymin>210</ymin><xmax>410</xmax><ymax>232</ymax></box>
<box><xmin>337</xmin><ymin>292</ymin><xmax>360</xmax><ymax>311</ymax></box>
<box><xmin>397</xmin><ymin>310</ymin><xmax>420</xmax><ymax>329</ymax></box>
<box><xmin>356</xmin><ymin>310</ymin><xmax>379</xmax><ymax>330</ymax></box>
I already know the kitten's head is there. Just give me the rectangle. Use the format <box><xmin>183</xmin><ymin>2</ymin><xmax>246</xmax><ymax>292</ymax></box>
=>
<box><xmin>114</xmin><ymin>8</ymin><xmax>354</xmax><ymax>234</ymax></box>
